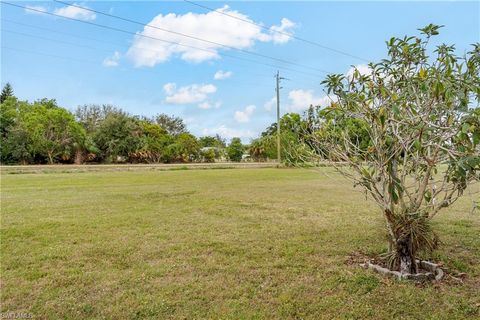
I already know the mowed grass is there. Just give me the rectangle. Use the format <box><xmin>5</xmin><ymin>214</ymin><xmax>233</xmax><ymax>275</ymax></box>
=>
<box><xmin>1</xmin><ymin>168</ymin><xmax>479</xmax><ymax>319</ymax></box>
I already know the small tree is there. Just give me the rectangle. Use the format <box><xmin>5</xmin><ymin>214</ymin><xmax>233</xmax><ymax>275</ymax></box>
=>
<box><xmin>201</xmin><ymin>148</ymin><xmax>216</xmax><ymax>163</ymax></box>
<box><xmin>135</xmin><ymin>121</ymin><xmax>172</xmax><ymax>163</ymax></box>
<box><xmin>179</xmin><ymin>132</ymin><xmax>200</xmax><ymax>161</ymax></box>
<box><xmin>93</xmin><ymin>110</ymin><xmax>142</xmax><ymax>162</ymax></box>
<box><xmin>249</xmin><ymin>138</ymin><xmax>267</xmax><ymax>161</ymax></box>
<box><xmin>0</xmin><ymin>83</ymin><xmax>14</xmax><ymax>103</ymax></box>
<box><xmin>315</xmin><ymin>25</ymin><xmax>480</xmax><ymax>273</ymax></box>
<box><xmin>260</xmin><ymin>113</ymin><xmax>313</xmax><ymax>165</ymax></box>
<box><xmin>22</xmin><ymin>100</ymin><xmax>86</xmax><ymax>164</ymax></box>
<box><xmin>227</xmin><ymin>137</ymin><xmax>244</xmax><ymax>162</ymax></box>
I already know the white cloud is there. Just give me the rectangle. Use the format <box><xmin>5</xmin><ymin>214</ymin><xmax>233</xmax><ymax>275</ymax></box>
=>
<box><xmin>126</xmin><ymin>6</ymin><xmax>295</xmax><ymax>66</ymax></box>
<box><xmin>269</xmin><ymin>18</ymin><xmax>296</xmax><ymax>44</ymax></box>
<box><xmin>163</xmin><ymin>83</ymin><xmax>176</xmax><ymax>95</ymax></box>
<box><xmin>102</xmin><ymin>51</ymin><xmax>121</xmax><ymax>67</ymax></box>
<box><xmin>199</xmin><ymin>101</ymin><xmax>222</xmax><ymax>109</ymax></box>
<box><xmin>234</xmin><ymin>105</ymin><xmax>256</xmax><ymax>123</ymax></box>
<box><xmin>264</xmin><ymin>97</ymin><xmax>276</xmax><ymax>111</ymax></box>
<box><xmin>346</xmin><ymin>64</ymin><xmax>372</xmax><ymax>80</ymax></box>
<box><xmin>202</xmin><ymin>125</ymin><xmax>255</xmax><ymax>139</ymax></box>
<box><xmin>286</xmin><ymin>89</ymin><xmax>334</xmax><ymax>112</ymax></box>
<box><xmin>163</xmin><ymin>83</ymin><xmax>217</xmax><ymax>105</ymax></box>
<box><xmin>214</xmin><ymin>70</ymin><xmax>232</xmax><ymax>80</ymax></box>
<box><xmin>24</xmin><ymin>5</ymin><xmax>48</xmax><ymax>15</ymax></box>
<box><xmin>54</xmin><ymin>3</ymin><xmax>96</xmax><ymax>21</ymax></box>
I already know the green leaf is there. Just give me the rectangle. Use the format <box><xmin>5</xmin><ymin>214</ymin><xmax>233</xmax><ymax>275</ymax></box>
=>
<box><xmin>424</xmin><ymin>190</ymin><xmax>432</xmax><ymax>203</ymax></box>
<box><xmin>392</xmin><ymin>104</ymin><xmax>400</xmax><ymax>116</ymax></box>
<box><xmin>447</xmin><ymin>114</ymin><xmax>454</xmax><ymax>126</ymax></box>
<box><xmin>413</xmin><ymin>140</ymin><xmax>421</xmax><ymax>150</ymax></box>
<box><xmin>379</xmin><ymin>107</ymin><xmax>386</xmax><ymax>126</ymax></box>
<box><xmin>361</xmin><ymin>167</ymin><xmax>371</xmax><ymax>178</ymax></box>
<box><xmin>389</xmin><ymin>183</ymin><xmax>399</xmax><ymax>204</ymax></box>
<box><xmin>419</xmin><ymin>68</ymin><xmax>427</xmax><ymax>79</ymax></box>
<box><xmin>435</xmin><ymin>82</ymin><xmax>445</xmax><ymax>97</ymax></box>
<box><xmin>473</xmin><ymin>132</ymin><xmax>480</xmax><ymax>145</ymax></box>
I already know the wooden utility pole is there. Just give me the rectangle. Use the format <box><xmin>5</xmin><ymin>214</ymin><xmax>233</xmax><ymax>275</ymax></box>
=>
<box><xmin>275</xmin><ymin>71</ymin><xmax>282</xmax><ymax>164</ymax></box>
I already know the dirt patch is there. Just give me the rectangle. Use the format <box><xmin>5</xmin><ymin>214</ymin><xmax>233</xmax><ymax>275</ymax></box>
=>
<box><xmin>345</xmin><ymin>251</ymin><xmax>371</xmax><ymax>266</ymax></box>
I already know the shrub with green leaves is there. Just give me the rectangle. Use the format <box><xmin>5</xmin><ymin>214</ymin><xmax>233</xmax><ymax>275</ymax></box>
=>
<box><xmin>316</xmin><ymin>24</ymin><xmax>480</xmax><ymax>274</ymax></box>
<box><xmin>226</xmin><ymin>137</ymin><xmax>244</xmax><ymax>162</ymax></box>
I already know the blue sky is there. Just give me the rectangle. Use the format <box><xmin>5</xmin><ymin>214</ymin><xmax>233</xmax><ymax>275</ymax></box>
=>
<box><xmin>1</xmin><ymin>1</ymin><xmax>479</xmax><ymax>141</ymax></box>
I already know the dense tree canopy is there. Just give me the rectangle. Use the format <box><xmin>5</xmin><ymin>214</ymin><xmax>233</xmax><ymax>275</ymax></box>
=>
<box><xmin>24</xmin><ymin>100</ymin><xmax>86</xmax><ymax>164</ymax></box>
<box><xmin>199</xmin><ymin>135</ymin><xmax>226</xmax><ymax>148</ymax></box>
<box><xmin>1</xmin><ymin>83</ymin><xmax>370</xmax><ymax>166</ymax></box>
<box><xmin>167</xmin><ymin>132</ymin><xmax>201</xmax><ymax>162</ymax></box>
<box><xmin>1</xmin><ymin>98</ymin><xmax>86</xmax><ymax>164</ymax></box>
<box><xmin>0</xmin><ymin>96</ymin><xmax>226</xmax><ymax>164</ymax></box>
<box><xmin>93</xmin><ymin>110</ymin><xmax>142</xmax><ymax>163</ymax></box>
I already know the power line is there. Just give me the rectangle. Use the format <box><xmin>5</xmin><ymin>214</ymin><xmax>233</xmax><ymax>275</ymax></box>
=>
<box><xmin>1</xmin><ymin>18</ymin><xmax>316</xmax><ymax>81</ymax></box>
<box><xmin>182</xmin><ymin>0</ymin><xmax>369</xmax><ymax>63</ymax></box>
<box><xmin>0</xmin><ymin>41</ymin><xmax>283</xmax><ymax>88</ymax></box>
<box><xmin>2</xmin><ymin>2</ymin><xmax>327</xmax><ymax>79</ymax></box>
<box><xmin>1</xmin><ymin>46</ymin><xmax>99</xmax><ymax>64</ymax></box>
<box><xmin>0</xmin><ymin>19</ymin><xmax>308</xmax><ymax>83</ymax></box>
<box><xmin>1</xmin><ymin>21</ymin><xmax>320</xmax><ymax>90</ymax></box>
<box><xmin>1</xmin><ymin>18</ymin><xmax>128</xmax><ymax>49</ymax></box>
<box><xmin>53</xmin><ymin>0</ymin><xmax>331</xmax><ymax>74</ymax></box>
<box><xmin>2</xmin><ymin>46</ymin><xmax>282</xmax><ymax>91</ymax></box>
<box><xmin>1</xmin><ymin>28</ymin><xmax>113</xmax><ymax>53</ymax></box>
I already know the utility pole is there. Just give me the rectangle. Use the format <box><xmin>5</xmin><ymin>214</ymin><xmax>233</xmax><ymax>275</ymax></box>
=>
<box><xmin>275</xmin><ymin>70</ymin><xmax>283</xmax><ymax>165</ymax></box>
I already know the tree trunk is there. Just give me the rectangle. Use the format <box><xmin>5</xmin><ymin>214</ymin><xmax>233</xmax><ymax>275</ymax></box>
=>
<box><xmin>397</xmin><ymin>238</ymin><xmax>417</xmax><ymax>274</ymax></box>
<box><xmin>399</xmin><ymin>253</ymin><xmax>414</xmax><ymax>274</ymax></box>
<box><xmin>74</xmin><ymin>150</ymin><xmax>84</xmax><ymax>165</ymax></box>
<box><xmin>385</xmin><ymin>209</ymin><xmax>418</xmax><ymax>274</ymax></box>
<box><xmin>47</xmin><ymin>152</ymin><xmax>54</xmax><ymax>164</ymax></box>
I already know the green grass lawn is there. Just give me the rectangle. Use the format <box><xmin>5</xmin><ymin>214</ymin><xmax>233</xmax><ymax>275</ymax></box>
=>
<box><xmin>1</xmin><ymin>168</ymin><xmax>479</xmax><ymax>319</ymax></box>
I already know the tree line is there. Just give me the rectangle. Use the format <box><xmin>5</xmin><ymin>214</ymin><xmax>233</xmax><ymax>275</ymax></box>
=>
<box><xmin>0</xmin><ymin>82</ymin><xmax>374</xmax><ymax>165</ymax></box>
<box><xmin>0</xmin><ymin>85</ymin><xmax>249</xmax><ymax>164</ymax></box>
